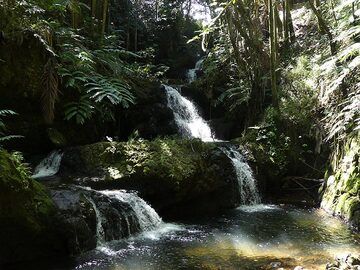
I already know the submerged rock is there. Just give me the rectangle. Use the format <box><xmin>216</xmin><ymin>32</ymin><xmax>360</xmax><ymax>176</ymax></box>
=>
<box><xmin>59</xmin><ymin>139</ymin><xmax>240</xmax><ymax>218</ymax></box>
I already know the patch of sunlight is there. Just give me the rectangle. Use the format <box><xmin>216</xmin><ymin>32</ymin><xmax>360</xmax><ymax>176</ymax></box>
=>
<box><xmin>291</xmin><ymin>6</ymin><xmax>313</xmax><ymax>35</ymax></box>
<box><xmin>107</xmin><ymin>167</ymin><xmax>124</xmax><ymax>179</ymax></box>
<box><xmin>237</xmin><ymin>204</ymin><xmax>281</xmax><ymax>212</ymax></box>
<box><xmin>185</xmin><ymin>238</ymin><xmax>336</xmax><ymax>270</ymax></box>
<box><xmin>231</xmin><ymin>238</ymin><xmax>298</xmax><ymax>259</ymax></box>
<box><xmin>160</xmin><ymin>141</ymin><xmax>172</xmax><ymax>157</ymax></box>
<box><xmin>324</xmin><ymin>246</ymin><xmax>360</xmax><ymax>259</ymax></box>
<box><xmin>124</xmin><ymin>141</ymin><xmax>152</xmax><ymax>170</ymax></box>
<box><xmin>314</xmin><ymin>209</ymin><xmax>346</xmax><ymax>231</ymax></box>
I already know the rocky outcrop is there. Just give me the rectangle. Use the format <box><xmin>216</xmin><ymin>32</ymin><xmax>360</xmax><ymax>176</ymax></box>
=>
<box><xmin>50</xmin><ymin>186</ymin><xmax>141</xmax><ymax>255</ymax></box>
<box><xmin>320</xmin><ymin>136</ymin><xmax>360</xmax><ymax>229</ymax></box>
<box><xmin>59</xmin><ymin>139</ymin><xmax>240</xmax><ymax>218</ymax></box>
<box><xmin>0</xmin><ymin>149</ymin><xmax>65</xmax><ymax>265</ymax></box>
<box><xmin>119</xmin><ymin>84</ymin><xmax>177</xmax><ymax>139</ymax></box>
<box><xmin>0</xmin><ymin>148</ymin><xmax>162</xmax><ymax>265</ymax></box>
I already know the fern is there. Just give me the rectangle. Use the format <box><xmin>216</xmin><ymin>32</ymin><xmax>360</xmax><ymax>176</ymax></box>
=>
<box><xmin>0</xmin><ymin>110</ymin><xmax>22</xmax><ymax>146</ymax></box>
<box><xmin>64</xmin><ymin>95</ymin><xmax>94</xmax><ymax>125</ymax></box>
<box><xmin>58</xmin><ymin>67</ymin><xmax>90</xmax><ymax>89</ymax></box>
<box><xmin>216</xmin><ymin>85</ymin><xmax>251</xmax><ymax>112</ymax></box>
<box><xmin>86</xmin><ymin>76</ymin><xmax>135</xmax><ymax>108</ymax></box>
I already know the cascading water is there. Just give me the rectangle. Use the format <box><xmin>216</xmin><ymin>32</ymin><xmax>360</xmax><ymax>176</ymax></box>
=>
<box><xmin>100</xmin><ymin>190</ymin><xmax>162</xmax><ymax>232</ymax></box>
<box><xmin>164</xmin><ymin>82</ymin><xmax>260</xmax><ymax>204</ymax></box>
<box><xmin>220</xmin><ymin>146</ymin><xmax>260</xmax><ymax>205</ymax></box>
<box><xmin>85</xmin><ymin>195</ymin><xmax>106</xmax><ymax>245</ymax></box>
<box><xmin>79</xmin><ymin>189</ymin><xmax>162</xmax><ymax>246</ymax></box>
<box><xmin>187</xmin><ymin>59</ymin><xmax>204</xmax><ymax>83</ymax></box>
<box><xmin>32</xmin><ymin>150</ymin><xmax>63</xmax><ymax>179</ymax></box>
<box><xmin>165</xmin><ymin>85</ymin><xmax>215</xmax><ymax>142</ymax></box>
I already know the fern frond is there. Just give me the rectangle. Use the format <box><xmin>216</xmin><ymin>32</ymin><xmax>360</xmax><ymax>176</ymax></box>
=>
<box><xmin>64</xmin><ymin>95</ymin><xmax>94</xmax><ymax>125</ymax></box>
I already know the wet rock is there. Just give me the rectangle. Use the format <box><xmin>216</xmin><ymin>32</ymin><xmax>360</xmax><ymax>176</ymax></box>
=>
<box><xmin>51</xmin><ymin>185</ymin><xmax>141</xmax><ymax>255</ymax></box>
<box><xmin>270</xmin><ymin>261</ymin><xmax>282</xmax><ymax>268</ymax></box>
<box><xmin>294</xmin><ymin>266</ymin><xmax>304</xmax><ymax>270</ymax></box>
<box><xmin>320</xmin><ymin>137</ymin><xmax>360</xmax><ymax>230</ymax></box>
<box><xmin>326</xmin><ymin>254</ymin><xmax>360</xmax><ymax>270</ymax></box>
<box><xmin>59</xmin><ymin>139</ymin><xmax>240</xmax><ymax>218</ymax></box>
<box><xmin>0</xmin><ymin>149</ymin><xmax>65</xmax><ymax>265</ymax></box>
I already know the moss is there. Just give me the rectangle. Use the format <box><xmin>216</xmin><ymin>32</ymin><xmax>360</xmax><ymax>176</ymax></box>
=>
<box><xmin>111</xmin><ymin>138</ymin><xmax>214</xmax><ymax>181</ymax></box>
<box><xmin>321</xmin><ymin>135</ymin><xmax>360</xmax><ymax>228</ymax></box>
<box><xmin>82</xmin><ymin>138</ymin><xmax>217</xmax><ymax>185</ymax></box>
<box><xmin>0</xmin><ymin>149</ymin><xmax>58</xmax><ymax>263</ymax></box>
<box><xmin>61</xmin><ymin>138</ymin><xmax>238</xmax><ymax>217</ymax></box>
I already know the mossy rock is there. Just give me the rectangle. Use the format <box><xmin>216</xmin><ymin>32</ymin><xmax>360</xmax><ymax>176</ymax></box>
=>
<box><xmin>321</xmin><ymin>135</ymin><xmax>360</xmax><ymax>229</ymax></box>
<box><xmin>0</xmin><ymin>150</ymin><xmax>65</xmax><ymax>265</ymax></box>
<box><xmin>59</xmin><ymin>138</ymin><xmax>240</xmax><ymax>218</ymax></box>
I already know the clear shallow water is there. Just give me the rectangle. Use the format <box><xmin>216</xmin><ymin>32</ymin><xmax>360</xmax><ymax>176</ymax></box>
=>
<box><xmin>48</xmin><ymin>204</ymin><xmax>359</xmax><ymax>270</ymax></box>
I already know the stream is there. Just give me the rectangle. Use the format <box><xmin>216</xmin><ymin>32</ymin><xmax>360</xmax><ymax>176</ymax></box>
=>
<box><xmin>21</xmin><ymin>64</ymin><xmax>360</xmax><ymax>270</ymax></box>
<box><xmin>16</xmin><ymin>204</ymin><xmax>360</xmax><ymax>270</ymax></box>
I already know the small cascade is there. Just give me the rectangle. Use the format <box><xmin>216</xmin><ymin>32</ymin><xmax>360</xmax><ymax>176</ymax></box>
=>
<box><xmin>221</xmin><ymin>146</ymin><xmax>261</xmax><ymax>205</ymax></box>
<box><xmin>32</xmin><ymin>150</ymin><xmax>63</xmax><ymax>179</ymax></box>
<box><xmin>164</xmin><ymin>85</ymin><xmax>215</xmax><ymax>142</ymax></box>
<box><xmin>85</xmin><ymin>195</ymin><xmax>106</xmax><ymax>245</ymax></box>
<box><xmin>78</xmin><ymin>189</ymin><xmax>162</xmax><ymax>246</ymax></box>
<box><xmin>187</xmin><ymin>59</ymin><xmax>204</xmax><ymax>83</ymax></box>
<box><xmin>100</xmin><ymin>190</ymin><xmax>162</xmax><ymax>232</ymax></box>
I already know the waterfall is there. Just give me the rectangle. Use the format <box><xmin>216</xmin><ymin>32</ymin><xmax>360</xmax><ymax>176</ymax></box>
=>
<box><xmin>85</xmin><ymin>195</ymin><xmax>106</xmax><ymax>245</ymax></box>
<box><xmin>100</xmin><ymin>190</ymin><xmax>162</xmax><ymax>232</ymax></box>
<box><xmin>32</xmin><ymin>150</ymin><xmax>63</xmax><ymax>179</ymax></box>
<box><xmin>221</xmin><ymin>146</ymin><xmax>261</xmax><ymax>205</ymax></box>
<box><xmin>164</xmin><ymin>83</ymin><xmax>260</xmax><ymax>205</ymax></box>
<box><xmin>164</xmin><ymin>85</ymin><xmax>215</xmax><ymax>142</ymax></box>
<box><xmin>81</xmin><ymin>189</ymin><xmax>162</xmax><ymax>246</ymax></box>
<box><xmin>187</xmin><ymin>59</ymin><xmax>204</xmax><ymax>83</ymax></box>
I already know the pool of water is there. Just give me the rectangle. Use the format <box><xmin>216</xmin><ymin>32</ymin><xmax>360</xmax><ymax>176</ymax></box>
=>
<box><xmin>15</xmin><ymin>204</ymin><xmax>360</xmax><ymax>270</ymax></box>
<box><xmin>74</xmin><ymin>204</ymin><xmax>360</xmax><ymax>270</ymax></box>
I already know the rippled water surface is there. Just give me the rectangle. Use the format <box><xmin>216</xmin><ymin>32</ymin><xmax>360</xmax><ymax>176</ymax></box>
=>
<box><xmin>23</xmin><ymin>204</ymin><xmax>360</xmax><ymax>270</ymax></box>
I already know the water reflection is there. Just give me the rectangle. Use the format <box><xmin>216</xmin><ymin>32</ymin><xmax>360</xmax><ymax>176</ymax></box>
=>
<box><xmin>71</xmin><ymin>204</ymin><xmax>359</xmax><ymax>270</ymax></box>
<box><xmin>17</xmin><ymin>204</ymin><xmax>359</xmax><ymax>270</ymax></box>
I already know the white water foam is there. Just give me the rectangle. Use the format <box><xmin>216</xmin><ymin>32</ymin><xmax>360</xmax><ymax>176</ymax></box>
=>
<box><xmin>32</xmin><ymin>150</ymin><xmax>63</xmax><ymax>179</ymax></box>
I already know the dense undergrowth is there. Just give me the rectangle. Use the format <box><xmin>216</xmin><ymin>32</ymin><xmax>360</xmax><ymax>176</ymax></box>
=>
<box><xmin>193</xmin><ymin>1</ymin><xmax>359</xmax><ymax>199</ymax></box>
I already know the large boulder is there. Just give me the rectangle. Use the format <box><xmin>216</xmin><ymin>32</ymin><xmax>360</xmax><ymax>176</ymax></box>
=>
<box><xmin>50</xmin><ymin>186</ymin><xmax>142</xmax><ymax>255</ymax></box>
<box><xmin>0</xmin><ymin>150</ymin><xmax>65</xmax><ymax>265</ymax></box>
<box><xmin>0</xmin><ymin>148</ymin><xmax>161</xmax><ymax>265</ymax></box>
<box><xmin>59</xmin><ymin>139</ymin><xmax>240</xmax><ymax>218</ymax></box>
<box><xmin>118</xmin><ymin>84</ymin><xmax>177</xmax><ymax>139</ymax></box>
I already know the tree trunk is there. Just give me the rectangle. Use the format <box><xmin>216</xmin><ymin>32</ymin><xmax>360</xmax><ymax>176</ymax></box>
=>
<box><xmin>91</xmin><ymin>0</ymin><xmax>97</xmax><ymax>18</ymax></box>
<box><xmin>283</xmin><ymin>0</ymin><xmax>295</xmax><ymax>46</ymax></box>
<box><xmin>101</xmin><ymin>0</ymin><xmax>109</xmax><ymax>38</ymax></box>
<box><xmin>308</xmin><ymin>0</ymin><xmax>336</xmax><ymax>55</ymax></box>
<box><xmin>269</xmin><ymin>0</ymin><xmax>279</xmax><ymax>108</ymax></box>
